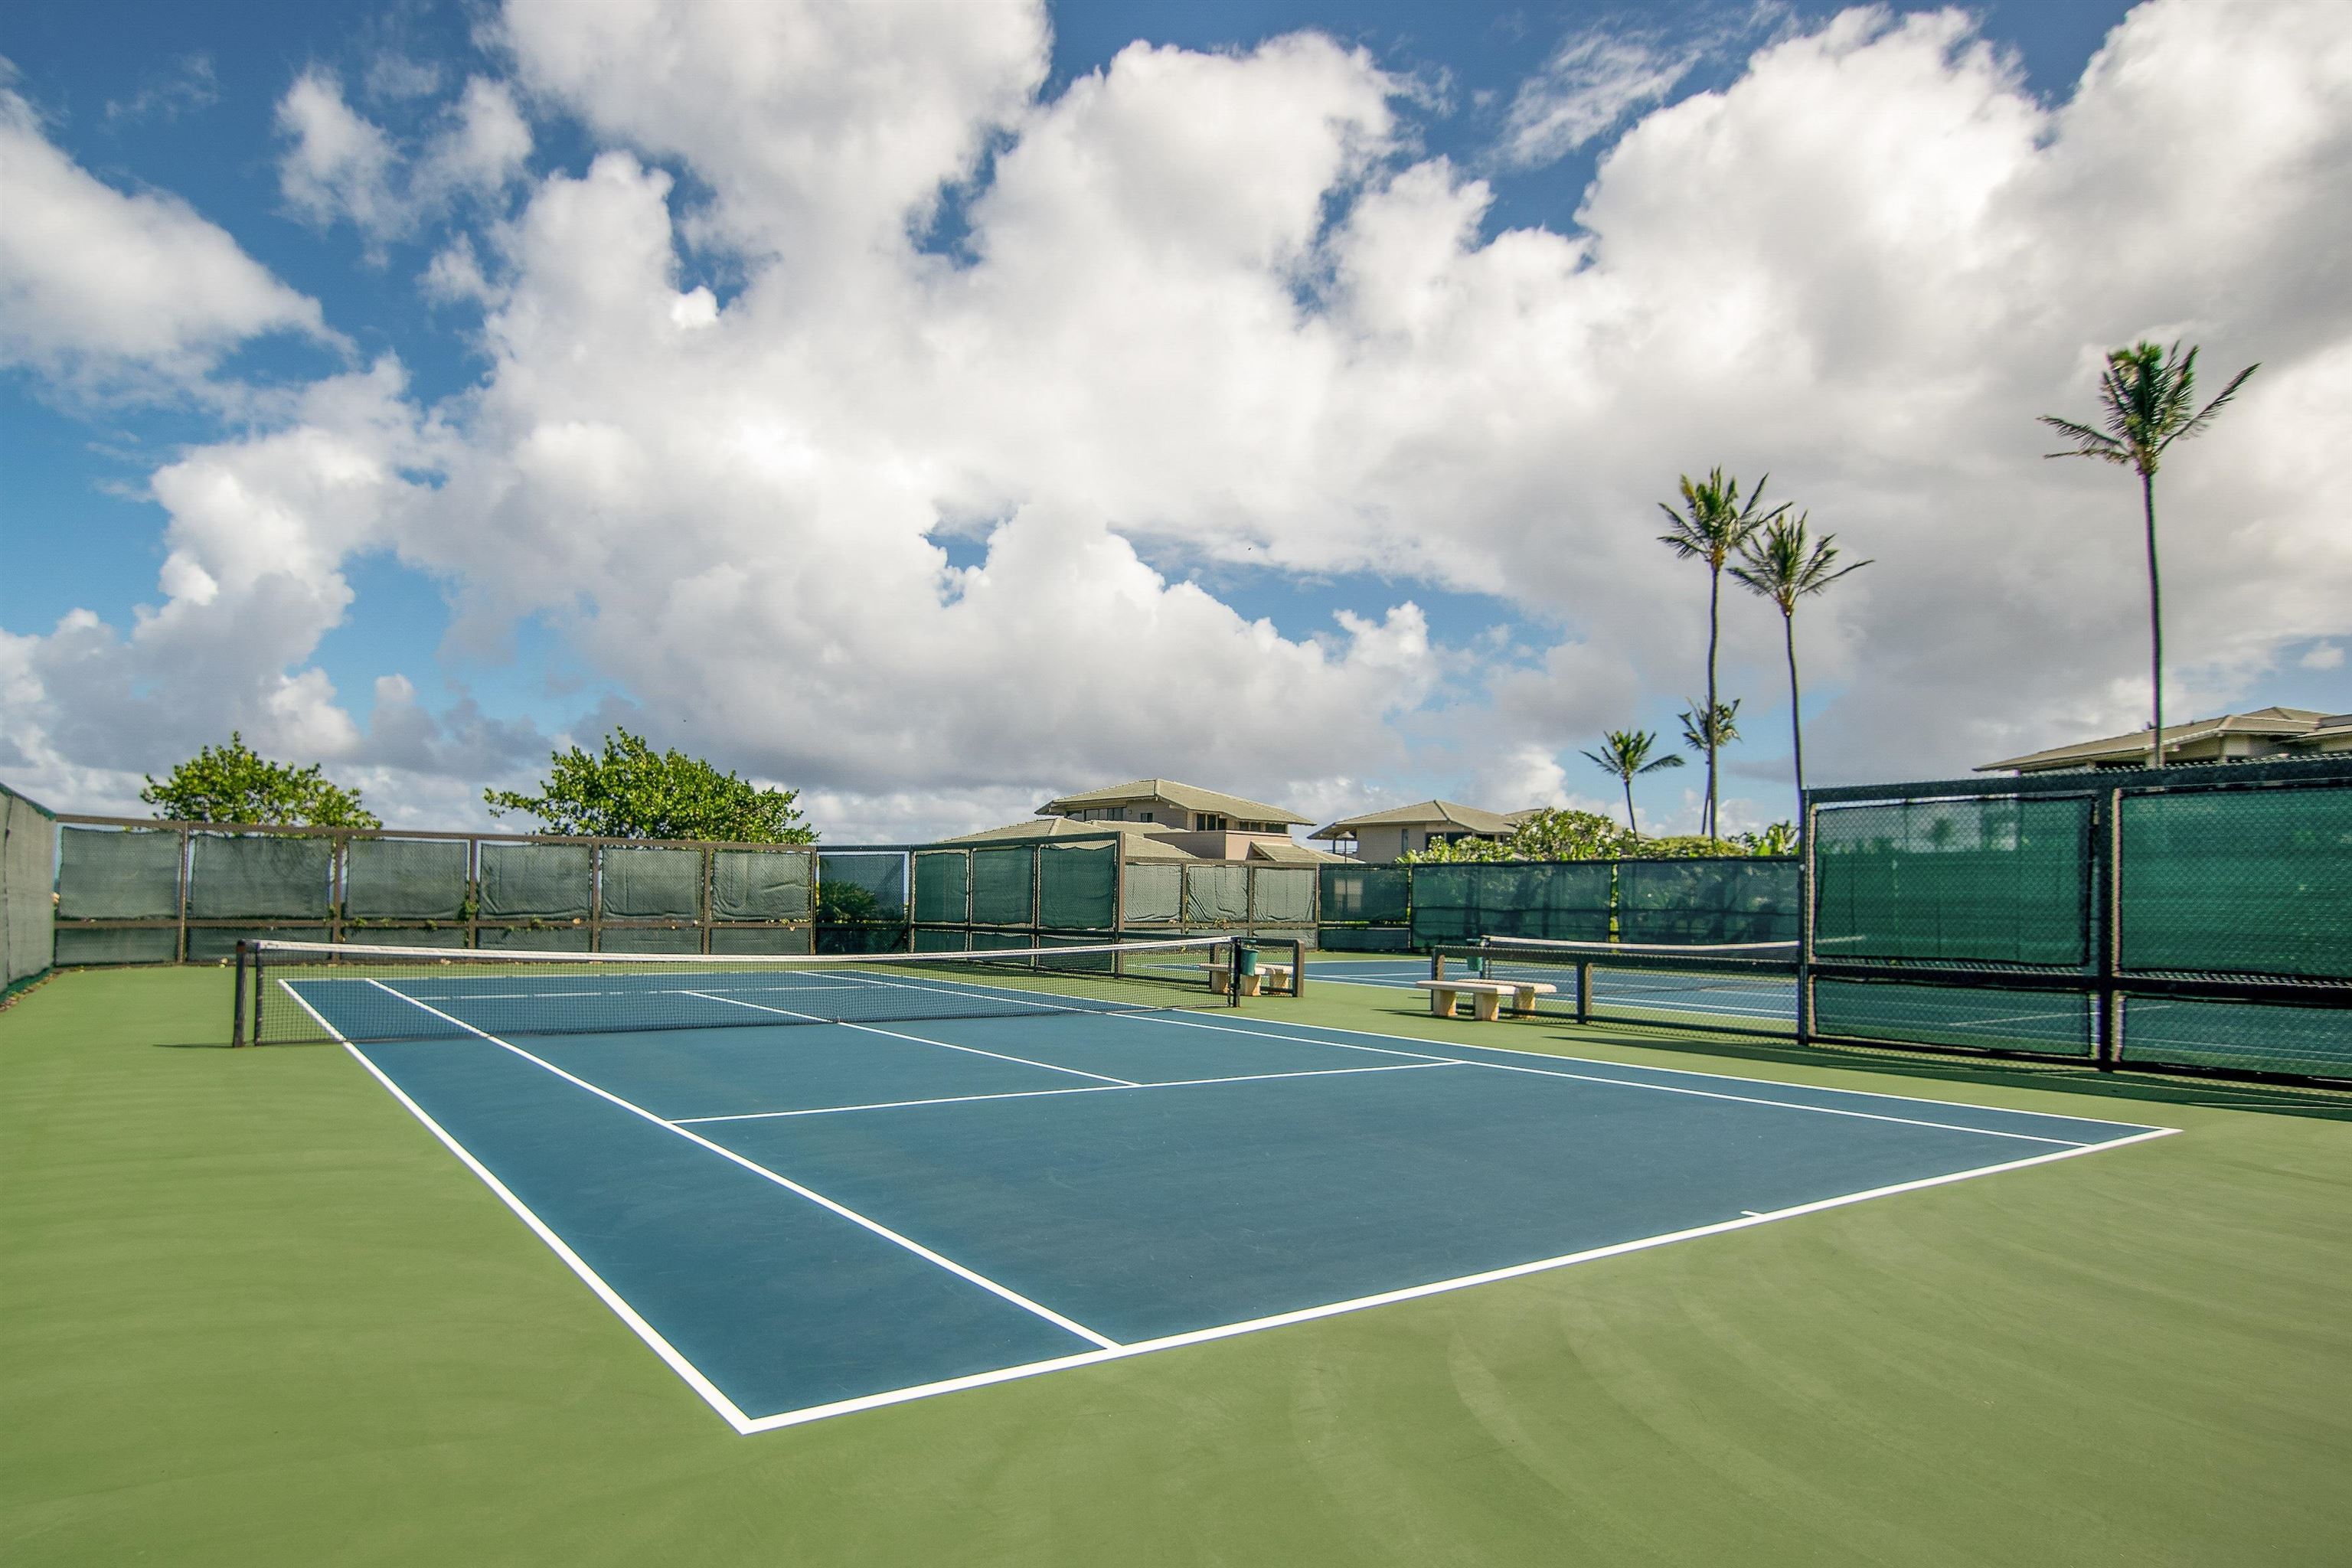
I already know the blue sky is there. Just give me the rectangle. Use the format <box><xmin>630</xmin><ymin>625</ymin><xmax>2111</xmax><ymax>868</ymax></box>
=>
<box><xmin>3</xmin><ymin>0</ymin><xmax>2345</xmax><ymax>838</ymax></box>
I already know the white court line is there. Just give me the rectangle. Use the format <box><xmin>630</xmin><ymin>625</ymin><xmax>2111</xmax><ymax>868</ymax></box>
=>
<box><xmin>276</xmin><ymin>982</ymin><xmax>763</xmax><ymax>1434</ymax></box>
<box><xmin>678</xmin><ymin>989</ymin><xmax>1139</xmax><ymax>1086</ymax></box>
<box><xmin>673</xmin><ymin>1060</ymin><xmax>1464</xmax><ymax>1125</ymax></box>
<box><xmin>728</xmin><ymin>1125</ymin><xmax>2179</xmax><ymax>1432</ymax></box>
<box><xmin>1104</xmin><ymin>1010</ymin><xmax>2148</xmax><ymax>1145</ymax></box>
<box><xmin>358</xmin><ymin>978</ymin><xmax>1120</xmax><ymax>1352</ymax></box>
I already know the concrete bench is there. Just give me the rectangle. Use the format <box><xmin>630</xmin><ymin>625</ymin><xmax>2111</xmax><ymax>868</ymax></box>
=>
<box><xmin>1416</xmin><ymin>977</ymin><xmax>1558</xmax><ymax>1021</ymax></box>
<box><xmin>1197</xmin><ymin>962</ymin><xmax>1295</xmax><ymax>998</ymax></box>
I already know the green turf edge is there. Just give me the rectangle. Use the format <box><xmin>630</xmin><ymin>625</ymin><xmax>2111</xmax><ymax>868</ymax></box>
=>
<box><xmin>4</xmin><ymin>965</ymin><xmax>2349</xmax><ymax>1567</ymax></box>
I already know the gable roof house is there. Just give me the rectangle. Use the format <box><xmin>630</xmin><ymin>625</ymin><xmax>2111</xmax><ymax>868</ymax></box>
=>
<box><xmin>1978</xmin><ymin>707</ymin><xmax>2352</xmax><ymax>773</ymax></box>
<box><xmin>1308</xmin><ymin>800</ymin><xmax>1518</xmax><ymax>864</ymax></box>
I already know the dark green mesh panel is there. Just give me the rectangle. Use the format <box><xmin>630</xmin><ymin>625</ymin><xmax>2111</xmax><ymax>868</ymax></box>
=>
<box><xmin>818</xmin><ymin>854</ymin><xmax>906</xmax><ymax>923</ymax></box>
<box><xmin>1813</xmin><ymin>797</ymin><xmax>2093</xmax><ymax>969</ymax></box>
<box><xmin>601</xmin><ymin>846</ymin><xmax>704</xmax><ymax>920</ymax></box>
<box><xmin>596</xmin><ymin>925</ymin><xmax>703</xmax><ymax>954</ymax></box>
<box><xmin>1812</xmin><ymin>978</ymin><xmax>2094</xmax><ymax>1057</ymax></box>
<box><xmin>970</xmin><ymin>848</ymin><xmax>1035</xmax><ymax>926</ymax></box>
<box><xmin>1184</xmin><ymin>865</ymin><xmax>1250</xmax><ymax>924</ymax></box>
<box><xmin>2</xmin><ymin>787</ymin><xmax>57</xmax><ymax>988</ymax></box>
<box><xmin>188</xmin><ymin>925</ymin><xmax>328</xmax><ymax>962</ymax></box>
<box><xmin>912</xmin><ymin>851</ymin><xmax>971</xmax><ymax>924</ymax></box>
<box><xmin>1408</xmin><ymin>864</ymin><xmax>1610</xmax><ymax>946</ymax></box>
<box><xmin>478</xmin><ymin>844</ymin><xmax>593</xmax><ymax>920</ymax></box>
<box><xmin>1121</xmin><ymin>862</ymin><xmax>1181</xmax><ymax>924</ymax></box>
<box><xmin>2119</xmin><ymin>785</ymin><xmax>2352</xmax><ymax>980</ymax></box>
<box><xmin>57</xmin><ymin>827</ymin><xmax>182</xmax><ymax>920</ymax></box>
<box><xmin>1319</xmin><ymin>865</ymin><xmax>1409</xmax><ymax>925</ymax></box>
<box><xmin>344</xmin><ymin>838</ymin><xmax>469</xmax><ymax>921</ymax></box>
<box><xmin>347</xmin><ymin>926</ymin><xmax>469</xmax><ymax>949</ymax></box>
<box><xmin>2117</xmin><ymin>995</ymin><xmax>2352</xmax><ymax>1079</ymax></box>
<box><xmin>1619</xmin><ymin>859</ymin><xmax>1798</xmax><ymax>945</ymax></box>
<box><xmin>712</xmin><ymin>850</ymin><xmax>810</xmax><ymax>921</ymax></box>
<box><xmin>1317</xmin><ymin>926</ymin><xmax>1412</xmax><ymax>952</ymax></box>
<box><xmin>54</xmin><ymin>926</ymin><xmax>178</xmax><ymax>965</ymax></box>
<box><xmin>1039</xmin><ymin>843</ymin><xmax>1116</xmax><ymax>930</ymax></box>
<box><xmin>1251</xmin><ymin>867</ymin><xmax>1315</xmax><ymax>925</ymax></box>
<box><xmin>477</xmin><ymin>924</ymin><xmax>592</xmax><ymax>951</ymax></box>
<box><xmin>710</xmin><ymin>924</ymin><xmax>812</xmax><ymax>955</ymax></box>
<box><xmin>913</xmin><ymin>926</ymin><xmax>972</xmax><ymax>952</ymax></box>
<box><xmin>188</xmin><ymin>834</ymin><xmax>334</xmax><ymax>920</ymax></box>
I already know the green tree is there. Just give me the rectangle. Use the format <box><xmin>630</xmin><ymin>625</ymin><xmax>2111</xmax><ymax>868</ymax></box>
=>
<box><xmin>1577</xmin><ymin>729</ymin><xmax>1686</xmax><ymax>841</ymax></box>
<box><xmin>2040</xmin><ymin>341</ymin><xmax>2257</xmax><ymax>767</ymax></box>
<box><xmin>1396</xmin><ymin>809</ymin><xmax>1633</xmax><ymax>864</ymax></box>
<box><xmin>1729</xmin><ymin>513</ymin><xmax>1870</xmax><ymax>815</ymax></box>
<box><xmin>1733</xmin><ymin>821</ymin><xmax>1799</xmax><ymax>857</ymax></box>
<box><xmin>141</xmin><ymin>733</ymin><xmax>380</xmax><ymax>827</ymax></box>
<box><xmin>485</xmin><ymin>729</ymin><xmax>816</xmax><ymax>841</ymax></box>
<box><xmin>1657</xmin><ymin>469</ymin><xmax>1785</xmax><ymax>841</ymax></box>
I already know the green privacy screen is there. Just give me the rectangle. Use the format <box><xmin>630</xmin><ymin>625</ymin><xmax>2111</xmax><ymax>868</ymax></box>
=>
<box><xmin>1811</xmin><ymin>978</ymin><xmax>2096</xmax><ymax>1057</ymax></box>
<box><xmin>970</xmin><ymin>848</ymin><xmax>1036</xmax><ymax>926</ymax></box>
<box><xmin>1812</xmin><ymin>797</ymin><xmax>2093</xmax><ymax>969</ymax></box>
<box><xmin>2</xmin><ymin>785</ymin><xmax>57</xmax><ymax>990</ymax></box>
<box><xmin>818</xmin><ymin>853</ymin><xmax>907</xmax><ymax>925</ymax></box>
<box><xmin>57</xmin><ymin>827</ymin><xmax>181</xmax><ymax>920</ymax></box>
<box><xmin>912</xmin><ymin>851</ymin><xmax>971</xmax><ymax>925</ymax></box>
<box><xmin>1039</xmin><ymin>843</ymin><xmax>1116</xmax><ymax>930</ymax></box>
<box><xmin>1253</xmin><ymin>867</ymin><xmax>1316</xmax><ymax>925</ymax></box>
<box><xmin>2116</xmin><ymin>995</ymin><xmax>2352</xmax><ymax>1079</ymax></box>
<box><xmin>713</xmin><ymin>850</ymin><xmax>810</xmax><ymax>921</ymax></box>
<box><xmin>1319</xmin><ymin>865</ymin><xmax>1409</xmax><ymax>926</ymax></box>
<box><xmin>188</xmin><ymin>834</ymin><xmax>334</xmax><ymax>920</ymax></box>
<box><xmin>478</xmin><ymin>843</ymin><xmax>593</xmax><ymax>920</ymax></box>
<box><xmin>344</xmin><ymin>838</ymin><xmax>469</xmax><ymax>921</ymax></box>
<box><xmin>1619</xmin><ymin>859</ymin><xmax>1798</xmax><ymax>945</ymax></box>
<box><xmin>602</xmin><ymin>846</ymin><xmax>704</xmax><ymax>920</ymax></box>
<box><xmin>2118</xmin><ymin>784</ymin><xmax>2352</xmax><ymax>981</ymax></box>
<box><xmin>1183</xmin><ymin>865</ymin><xmax>1250</xmax><ymax>924</ymax></box>
<box><xmin>1122</xmin><ymin>863</ymin><xmax>1181</xmax><ymax>924</ymax></box>
<box><xmin>1409</xmin><ymin>864</ymin><xmax>1612</xmax><ymax>946</ymax></box>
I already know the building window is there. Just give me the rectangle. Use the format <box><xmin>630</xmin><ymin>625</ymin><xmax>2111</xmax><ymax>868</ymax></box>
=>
<box><xmin>1196</xmin><ymin>813</ymin><xmax>1227</xmax><ymax>831</ymax></box>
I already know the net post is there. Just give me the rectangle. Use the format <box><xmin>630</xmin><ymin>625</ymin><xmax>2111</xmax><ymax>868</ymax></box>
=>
<box><xmin>1285</xmin><ymin>936</ymin><xmax>1305</xmax><ymax>998</ymax></box>
<box><xmin>1224</xmin><ymin>937</ymin><xmax>1242</xmax><ymax>1008</ymax></box>
<box><xmin>1430</xmin><ymin>948</ymin><xmax>1445</xmax><ymax>981</ymax></box>
<box><xmin>230</xmin><ymin>939</ymin><xmax>248</xmax><ymax>1047</ymax></box>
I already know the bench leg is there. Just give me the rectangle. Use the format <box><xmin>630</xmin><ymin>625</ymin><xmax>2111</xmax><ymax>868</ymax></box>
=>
<box><xmin>1429</xmin><ymin>988</ymin><xmax>1455</xmax><ymax>1017</ymax></box>
<box><xmin>1210</xmin><ymin>969</ymin><xmax>1230</xmax><ymax>996</ymax></box>
<box><xmin>1472</xmin><ymin>989</ymin><xmax>1503</xmax><ymax>1022</ymax></box>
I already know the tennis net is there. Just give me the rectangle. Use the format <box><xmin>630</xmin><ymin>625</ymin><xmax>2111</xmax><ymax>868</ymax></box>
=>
<box><xmin>1450</xmin><ymin>937</ymin><xmax>1801</xmax><ymax>1036</ymax></box>
<box><xmin>237</xmin><ymin>934</ymin><xmax>1246</xmax><ymax>1047</ymax></box>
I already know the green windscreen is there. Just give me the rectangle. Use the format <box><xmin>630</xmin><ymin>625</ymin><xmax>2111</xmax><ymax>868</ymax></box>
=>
<box><xmin>601</xmin><ymin>846</ymin><xmax>704</xmax><ymax>920</ymax></box>
<box><xmin>479</xmin><ymin>843</ymin><xmax>593</xmax><ymax>920</ymax></box>
<box><xmin>2118</xmin><ymin>785</ymin><xmax>2352</xmax><ymax>980</ymax></box>
<box><xmin>2117</xmin><ymin>995</ymin><xmax>2352</xmax><ymax>1080</ymax></box>
<box><xmin>1122</xmin><ymin>863</ymin><xmax>1181</xmax><ymax>924</ymax></box>
<box><xmin>1619</xmin><ymin>858</ymin><xmax>1797</xmax><ymax>945</ymax></box>
<box><xmin>57</xmin><ymin>827</ymin><xmax>181</xmax><ymax>920</ymax></box>
<box><xmin>712</xmin><ymin>850</ymin><xmax>810</xmax><ymax>921</ymax></box>
<box><xmin>344</xmin><ymin>838</ymin><xmax>468</xmax><ymax>921</ymax></box>
<box><xmin>1183</xmin><ymin>865</ymin><xmax>1249</xmax><ymax>924</ymax></box>
<box><xmin>1408</xmin><ymin>864</ymin><xmax>1610</xmax><ymax>946</ymax></box>
<box><xmin>188</xmin><ymin>834</ymin><xmax>334</xmax><ymax>919</ymax></box>
<box><xmin>1812</xmin><ymin>797</ymin><xmax>2093</xmax><ymax>969</ymax></box>
<box><xmin>1039</xmin><ymin>843</ymin><xmax>1116</xmax><ymax>930</ymax></box>
<box><xmin>818</xmin><ymin>853</ymin><xmax>906</xmax><ymax>924</ymax></box>
<box><xmin>1252</xmin><ymin>867</ymin><xmax>1315</xmax><ymax>925</ymax></box>
<box><xmin>2</xmin><ymin>786</ymin><xmax>58</xmax><ymax>988</ymax></box>
<box><xmin>970</xmin><ymin>848</ymin><xmax>1036</xmax><ymax>926</ymax></box>
<box><xmin>1812</xmin><ymin>978</ymin><xmax>2095</xmax><ymax>1057</ymax></box>
<box><xmin>912</xmin><ymin>851</ymin><xmax>971</xmax><ymax>924</ymax></box>
<box><xmin>1319</xmin><ymin>865</ymin><xmax>1408</xmax><ymax>925</ymax></box>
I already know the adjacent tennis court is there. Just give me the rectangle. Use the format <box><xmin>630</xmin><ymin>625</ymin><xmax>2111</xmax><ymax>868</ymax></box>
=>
<box><xmin>272</xmin><ymin>941</ymin><xmax>2172</xmax><ymax>1432</ymax></box>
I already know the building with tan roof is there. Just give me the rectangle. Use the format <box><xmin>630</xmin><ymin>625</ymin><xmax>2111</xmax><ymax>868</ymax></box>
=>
<box><xmin>1308</xmin><ymin>799</ymin><xmax>1518</xmax><ymax>864</ymax></box>
<box><xmin>1978</xmin><ymin>707</ymin><xmax>2352</xmax><ymax>773</ymax></box>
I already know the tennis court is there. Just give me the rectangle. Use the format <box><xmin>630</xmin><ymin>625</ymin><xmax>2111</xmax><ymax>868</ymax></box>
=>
<box><xmin>268</xmin><ymin>939</ymin><xmax>2171</xmax><ymax>1433</ymax></box>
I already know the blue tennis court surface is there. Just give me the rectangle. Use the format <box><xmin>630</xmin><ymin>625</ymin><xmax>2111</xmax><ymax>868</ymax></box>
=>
<box><xmin>299</xmin><ymin>972</ymin><xmax>2174</xmax><ymax>1433</ymax></box>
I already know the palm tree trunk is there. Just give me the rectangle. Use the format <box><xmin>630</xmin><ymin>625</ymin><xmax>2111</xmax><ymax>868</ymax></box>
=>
<box><xmin>2142</xmin><ymin>469</ymin><xmax>2164</xmax><ymax>768</ymax></box>
<box><xmin>1782</xmin><ymin>610</ymin><xmax>1805</xmax><ymax>809</ymax></box>
<box><xmin>1704</xmin><ymin>564</ymin><xmax>1722</xmax><ymax>843</ymax></box>
<box><xmin>1623</xmin><ymin>776</ymin><xmax>1640</xmax><ymax>841</ymax></box>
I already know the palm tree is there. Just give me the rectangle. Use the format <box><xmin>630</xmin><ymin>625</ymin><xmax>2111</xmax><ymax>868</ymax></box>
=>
<box><xmin>2039</xmin><ymin>341</ymin><xmax>2257</xmax><ymax>767</ymax></box>
<box><xmin>1658</xmin><ymin>469</ymin><xmax>1786</xmax><ymax>839</ymax></box>
<box><xmin>1579</xmin><ymin>728</ymin><xmax>1685</xmax><ymax>841</ymax></box>
<box><xmin>1677</xmin><ymin>698</ymin><xmax>1740</xmax><ymax>837</ymax></box>
<box><xmin>1729</xmin><ymin>513</ymin><xmax>1870</xmax><ymax>816</ymax></box>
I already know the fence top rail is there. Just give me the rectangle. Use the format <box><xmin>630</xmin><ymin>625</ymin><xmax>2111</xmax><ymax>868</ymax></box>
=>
<box><xmin>50</xmin><ymin>814</ymin><xmax>827</xmax><ymax>853</ymax></box>
<box><xmin>1807</xmin><ymin>755</ymin><xmax>2352</xmax><ymax>805</ymax></box>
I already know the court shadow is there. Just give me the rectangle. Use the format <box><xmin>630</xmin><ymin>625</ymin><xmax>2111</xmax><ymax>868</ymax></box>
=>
<box><xmin>1364</xmin><ymin>1004</ymin><xmax>2352</xmax><ymax>1123</ymax></box>
<box><xmin>150</xmin><ymin>1038</ymin><xmax>338</xmax><ymax>1051</ymax></box>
